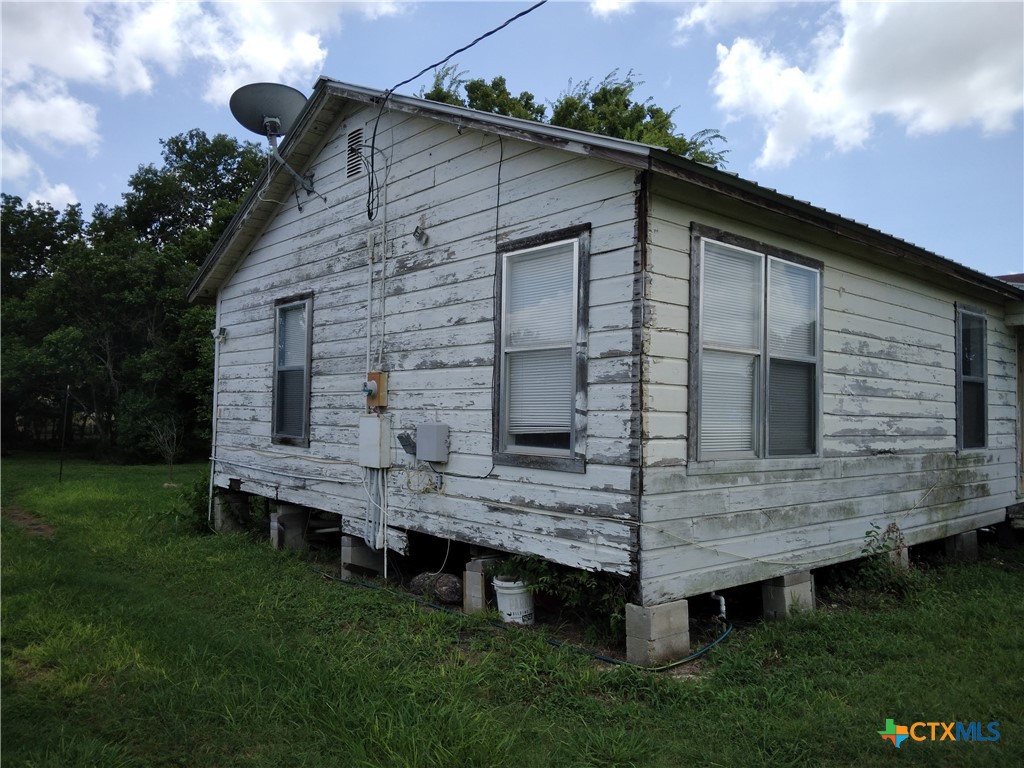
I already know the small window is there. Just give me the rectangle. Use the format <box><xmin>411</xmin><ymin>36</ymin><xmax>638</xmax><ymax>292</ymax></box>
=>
<box><xmin>956</xmin><ymin>306</ymin><xmax>987</xmax><ymax>450</ymax></box>
<box><xmin>494</xmin><ymin>226</ymin><xmax>589</xmax><ymax>472</ymax></box>
<box><xmin>694</xmin><ymin>234</ymin><xmax>822</xmax><ymax>460</ymax></box>
<box><xmin>273</xmin><ymin>294</ymin><xmax>312</xmax><ymax>445</ymax></box>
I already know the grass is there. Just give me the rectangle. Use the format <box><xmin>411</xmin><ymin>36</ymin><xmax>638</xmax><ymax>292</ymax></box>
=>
<box><xmin>2</xmin><ymin>453</ymin><xmax>1023</xmax><ymax>767</ymax></box>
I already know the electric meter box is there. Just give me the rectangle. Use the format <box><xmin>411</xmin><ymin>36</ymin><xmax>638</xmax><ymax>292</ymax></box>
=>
<box><xmin>416</xmin><ymin>423</ymin><xmax>449</xmax><ymax>463</ymax></box>
<box><xmin>359</xmin><ymin>414</ymin><xmax>391</xmax><ymax>468</ymax></box>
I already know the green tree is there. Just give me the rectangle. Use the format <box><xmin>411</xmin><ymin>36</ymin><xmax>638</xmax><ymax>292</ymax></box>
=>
<box><xmin>0</xmin><ymin>196</ymin><xmax>87</xmax><ymax>444</ymax></box>
<box><xmin>422</xmin><ymin>66</ymin><xmax>727</xmax><ymax>166</ymax></box>
<box><xmin>0</xmin><ymin>132</ymin><xmax>262</xmax><ymax>458</ymax></box>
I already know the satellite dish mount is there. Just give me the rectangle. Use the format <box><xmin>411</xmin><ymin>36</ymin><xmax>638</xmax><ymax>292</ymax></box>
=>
<box><xmin>230</xmin><ymin>83</ymin><xmax>320</xmax><ymax>199</ymax></box>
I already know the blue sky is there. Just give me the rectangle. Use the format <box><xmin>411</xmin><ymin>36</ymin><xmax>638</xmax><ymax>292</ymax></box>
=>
<box><xmin>2</xmin><ymin>1</ymin><xmax>1022</xmax><ymax>276</ymax></box>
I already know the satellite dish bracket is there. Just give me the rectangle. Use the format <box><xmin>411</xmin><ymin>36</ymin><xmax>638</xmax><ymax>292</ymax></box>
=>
<box><xmin>266</xmin><ymin>132</ymin><xmax>316</xmax><ymax>196</ymax></box>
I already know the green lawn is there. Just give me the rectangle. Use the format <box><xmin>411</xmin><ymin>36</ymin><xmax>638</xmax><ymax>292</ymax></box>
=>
<box><xmin>2</xmin><ymin>454</ymin><xmax>1022</xmax><ymax>767</ymax></box>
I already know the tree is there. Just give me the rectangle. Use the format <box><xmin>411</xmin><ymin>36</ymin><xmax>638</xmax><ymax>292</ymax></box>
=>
<box><xmin>422</xmin><ymin>67</ymin><xmax>727</xmax><ymax>167</ymax></box>
<box><xmin>0</xmin><ymin>131</ymin><xmax>263</xmax><ymax>459</ymax></box>
<box><xmin>0</xmin><ymin>196</ymin><xmax>87</xmax><ymax>444</ymax></box>
<box><xmin>121</xmin><ymin>129</ymin><xmax>265</xmax><ymax>255</ymax></box>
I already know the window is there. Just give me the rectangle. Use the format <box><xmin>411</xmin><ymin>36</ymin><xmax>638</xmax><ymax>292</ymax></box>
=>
<box><xmin>273</xmin><ymin>294</ymin><xmax>312</xmax><ymax>445</ymax></box>
<box><xmin>494</xmin><ymin>227</ymin><xmax>589</xmax><ymax>471</ymax></box>
<box><xmin>694</xmin><ymin>233</ymin><xmax>822</xmax><ymax>460</ymax></box>
<box><xmin>956</xmin><ymin>306</ymin><xmax>987</xmax><ymax>450</ymax></box>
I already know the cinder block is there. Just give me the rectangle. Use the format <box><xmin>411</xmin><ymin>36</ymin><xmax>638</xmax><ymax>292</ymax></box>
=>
<box><xmin>213</xmin><ymin>491</ymin><xmax>248</xmax><ymax>533</ymax></box>
<box><xmin>340</xmin><ymin>534</ymin><xmax>385</xmax><ymax>579</ymax></box>
<box><xmin>625</xmin><ymin>600</ymin><xmax>690</xmax><ymax>666</ymax></box>
<box><xmin>946</xmin><ymin>530</ymin><xmax>979</xmax><ymax>561</ymax></box>
<box><xmin>762</xmin><ymin>571</ymin><xmax>816</xmax><ymax>620</ymax></box>
<box><xmin>463</xmin><ymin>556</ymin><xmax>501</xmax><ymax>613</ymax></box>
<box><xmin>888</xmin><ymin>546</ymin><xmax>910</xmax><ymax>570</ymax></box>
<box><xmin>276</xmin><ymin>505</ymin><xmax>310</xmax><ymax>551</ymax></box>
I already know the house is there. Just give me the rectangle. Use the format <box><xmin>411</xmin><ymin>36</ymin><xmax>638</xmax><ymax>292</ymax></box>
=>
<box><xmin>188</xmin><ymin>78</ymin><xmax>1024</xmax><ymax>664</ymax></box>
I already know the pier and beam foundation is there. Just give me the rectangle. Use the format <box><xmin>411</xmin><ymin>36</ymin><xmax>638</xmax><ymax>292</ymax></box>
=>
<box><xmin>625</xmin><ymin>599</ymin><xmax>690</xmax><ymax>666</ymax></box>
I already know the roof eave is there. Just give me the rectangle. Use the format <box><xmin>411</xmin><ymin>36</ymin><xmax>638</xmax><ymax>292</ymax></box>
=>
<box><xmin>189</xmin><ymin>78</ymin><xmax>1024</xmax><ymax>305</ymax></box>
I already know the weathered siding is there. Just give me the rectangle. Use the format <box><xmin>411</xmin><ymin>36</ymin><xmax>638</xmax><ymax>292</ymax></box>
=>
<box><xmin>639</xmin><ymin>179</ymin><xmax>1018</xmax><ymax>603</ymax></box>
<box><xmin>212</xmin><ymin>106</ymin><xmax>641</xmax><ymax>573</ymax></box>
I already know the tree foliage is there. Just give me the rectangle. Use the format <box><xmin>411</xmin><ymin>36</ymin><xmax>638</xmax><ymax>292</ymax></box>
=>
<box><xmin>422</xmin><ymin>67</ymin><xmax>727</xmax><ymax>167</ymax></box>
<box><xmin>0</xmin><ymin>132</ymin><xmax>263</xmax><ymax>460</ymax></box>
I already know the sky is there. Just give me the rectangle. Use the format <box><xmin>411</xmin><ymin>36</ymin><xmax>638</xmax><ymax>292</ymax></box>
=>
<box><xmin>2</xmin><ymin>0</ymin><xmax>1022</xmax><ymax>277</ymax></box>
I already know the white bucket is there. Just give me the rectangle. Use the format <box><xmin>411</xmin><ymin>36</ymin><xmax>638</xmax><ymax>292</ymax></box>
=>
<box><xmin>492</xmin><ymin>578</ymin><xmax>535</xmax><ymax>625</ymax></box>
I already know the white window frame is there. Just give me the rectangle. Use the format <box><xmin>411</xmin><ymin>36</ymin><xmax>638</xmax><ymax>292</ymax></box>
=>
<box><xmin>493</xmin><ymin>226</ymin><xmax>589</xmax><ymax>473</ymax></box>
<box><xmin>955</xmin><ymin>304</ymin><xmax>987</xmax><ymax>451</ymax></box>
<box><xmin>691</xmin><ymin>230</ymin><xmax>823</xmax><ymax>463</ymax></box>
<box><xmin>272</xmin><ymin>293</ymin><xmax>313</xmax><ymax>446</ymax></box>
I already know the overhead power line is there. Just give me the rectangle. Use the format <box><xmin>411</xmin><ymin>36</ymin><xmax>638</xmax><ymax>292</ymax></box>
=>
<box><xmin>367</xmin><ymin>0</ymin><xmax>549</xmax><ymax>220</ymax></box>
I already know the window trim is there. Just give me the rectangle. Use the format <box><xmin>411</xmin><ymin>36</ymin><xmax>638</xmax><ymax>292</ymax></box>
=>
<box><xmin>688</xmin><ymin>223</ymin><xmax>824</xmax><ymax>465</ymax></box>
<box><xmin>272</xmin><ymin>292</ymin><xmax>313</xmax><ymax>447</ymax></box>
<box><xmin>492</xmin><ymin>224</ymin><xmax>590</xmax><ymax>473</ymax></box>
<box><xmin>955</xmin><ymin>303</ymin><xmax>987</xmax><ymax>451</ymax></box>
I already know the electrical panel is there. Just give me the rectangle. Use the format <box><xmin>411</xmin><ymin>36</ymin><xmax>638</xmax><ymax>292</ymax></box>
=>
<box><xmin>416</xmin><ymin>423</ymin><xmax>449</xmax><ymax>463</ymax></box>
<box><xmin>359</xmin><ymin>414</ymin><xmax>391</xmax><ymax>468</ymax></box>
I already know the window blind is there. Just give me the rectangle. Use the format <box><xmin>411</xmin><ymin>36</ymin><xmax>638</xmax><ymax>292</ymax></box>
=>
<box><xmin>768</xmin><ymin>259</ymin><xmax>817</xmax><ymax>359</ymax></box>
<box><xmin>702</xmin><ymin>241</ymin><xmax>761</xmax><ymax>350</ymax></box>
<box><xmin>275</xmin><ymin>302</ymin><xmax>308</xmax><ymax>440</ymax></box>
<box><xmin>502</xmin><ymin>241</ymin><xmax>577</xmax><ymax>447</ymax></box>
<box><xmin>700</xmin><ymin>350</ymin><xmax>757</xmax><ymax>453</ymax></box>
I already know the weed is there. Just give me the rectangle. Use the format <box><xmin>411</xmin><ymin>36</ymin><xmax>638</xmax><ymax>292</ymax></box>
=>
<box><xmin>854</xmin><ymin>521</ymin><xmax>921</xmax><ymax>601</ymax></box>
<box><xmin>490</xmin><ymin>555</ymin><xmax>632</xmax><ymax>643</ymax></box>
<box><xmin>166</xmin><ymin>464</ymin><xmax>214</xmax><ymax>534</ymax></box>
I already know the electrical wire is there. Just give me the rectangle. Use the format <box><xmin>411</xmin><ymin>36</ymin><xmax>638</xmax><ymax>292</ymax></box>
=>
<box><xmin>366</xmin><ymin>0</ymin><xmax>549</xmax><ymax>220</ymax></box>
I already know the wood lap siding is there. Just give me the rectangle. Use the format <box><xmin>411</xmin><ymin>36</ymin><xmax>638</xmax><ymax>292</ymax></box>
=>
<box><xmin>639</xmin><ymin>182</ymin><xmax>1018</xmax><ymax>604</ymax></box>
<box><xmin>212</xmin><ymin>106</ymin><xmax>640</xmax><ymax>573</ymax></box>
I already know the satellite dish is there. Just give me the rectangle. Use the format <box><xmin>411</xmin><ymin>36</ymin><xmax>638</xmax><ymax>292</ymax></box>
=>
<box><xmin>230</xmin><ymin>82</ymin><xmax>307</xmax><ymax>137</ymax></box>
<box><xmin>229</xmin><ymin>82</ymin><xmax>323</xmax><ymax>201</ymax></box>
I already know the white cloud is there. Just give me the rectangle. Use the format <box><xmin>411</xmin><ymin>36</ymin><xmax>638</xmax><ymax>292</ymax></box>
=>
<box><xmin>109</xmin><ymin>1</ymin><xmax>206</xmax><ymax>93</ymax></box>
<box><xmin>357</xmin><ymin>1</ymin><xmax>404</xmax><ymax>21</ymax></box>
<box><xmin>0</xmin><ymin>141</ymin><xmax>78</xmax><ymax>209</ymax></box>
<box><xmin>589</xmin><ymin>0</ymin><xmax>636</xmax><ymax>19</ymax></box>
<box><xmin>674</xmin><ymin>1</ymin><xmax>781</xmax><ymax>43</ymax></box>
<box><xmin>2</xmin><ymin>81</ymin><xmax>101</xmax><ymax>153</ymax></box>
<box><xmin>0</xmin><ymin>2</ymin><xmax>110</xmax><ymax>87</ymax></box>
<box><xmin>197</xmin><ymin>2</ymin><xmax>339</xmax><ymax>105</ymax></box>
<box><xmin>28</xmin><ymin>182</ymin><xmax>79</xmax><ymax>210</ymax></box>
<box><xmin>712</xmin><ymin>1</ymin><xmax>1024</xmax><ymax>167</ymax></box>
<box><xmin>1</xmin><ymin>141</ymin><xmax>38</xmax><ymax>182</ymax></box>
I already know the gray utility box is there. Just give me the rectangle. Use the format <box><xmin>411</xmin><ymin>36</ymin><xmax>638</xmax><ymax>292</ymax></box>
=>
<box><xmin>416</xmin><ymin>423</ymin><xmax>449</xmax><ymax>463</ymax></box>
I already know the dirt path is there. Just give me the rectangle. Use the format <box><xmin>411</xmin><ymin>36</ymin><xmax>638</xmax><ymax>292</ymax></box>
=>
<box><xmin>0</xmin><ymin>505</ymin><xmax>56</xmax><ymax>537</ymax></box>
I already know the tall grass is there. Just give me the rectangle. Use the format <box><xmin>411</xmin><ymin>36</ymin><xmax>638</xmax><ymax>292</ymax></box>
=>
<box><xmin>3</xmin><ymin>454</ymin><xmax>1023</xmax><ymax>767</ymax></box>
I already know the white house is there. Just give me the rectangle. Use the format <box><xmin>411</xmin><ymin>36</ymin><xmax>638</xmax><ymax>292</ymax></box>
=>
<box><xmin>189</xmin><ymin>78</ymin><xmax>1024</xmax><ymax>664</ymax></box>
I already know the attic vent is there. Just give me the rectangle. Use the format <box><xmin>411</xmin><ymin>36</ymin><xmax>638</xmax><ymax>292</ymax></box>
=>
<box><xmin>347</xmin><ymin>128</ymin><xmax>364</xmax><ymax>178</ymax></box>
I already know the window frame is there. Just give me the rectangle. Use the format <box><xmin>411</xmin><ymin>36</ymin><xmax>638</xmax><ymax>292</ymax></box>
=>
<box><xmin>689</xmin><ymin>224</ymin><xmax>824</xmax><ymax>465</ymax></box>
<box><xmin>492</xmin><ymin>224</ymin><xmax>590</xmax><ymax>473</ymax></box>
<box><xmin>955</xmin><ymin>304</ymin><xmax>987</xmax><ymax>451</ymax></box>
<box><xmin>272</xmin><ymin>292</ymin><xmax>313</xmax><ymax>447</ymax></box>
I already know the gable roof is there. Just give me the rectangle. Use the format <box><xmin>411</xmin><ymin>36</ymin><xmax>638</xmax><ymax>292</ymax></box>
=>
<box><xmin>188</xmin><ymin>77</ymin><xmax>1024</xmax><ymax>304</ymax></box>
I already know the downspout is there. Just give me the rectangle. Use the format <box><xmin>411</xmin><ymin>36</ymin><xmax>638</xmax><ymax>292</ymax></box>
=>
<box><xmin>207</xmin><ymin>293</ymin><xmax>225</xmax><ymax>525</ymax></box>
<box><xmin>633</xmin><ymin>165</ymin><xmax>651</xmax><ymax>601</ymax></box>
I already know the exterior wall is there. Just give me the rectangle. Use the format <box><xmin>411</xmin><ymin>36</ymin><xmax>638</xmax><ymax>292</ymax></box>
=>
<box><xmin>639</xmin><ymin>178</ymin><xmax>1018</xmax><ymax>604</ymax></box>
<box><xmin>212</xmin><ymin>105</ymin><xmax>641</xmax><ymax>573</ymax></box>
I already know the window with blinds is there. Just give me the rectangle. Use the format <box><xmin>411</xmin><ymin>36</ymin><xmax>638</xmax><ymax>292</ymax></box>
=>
<box><xmin>697</xmin><ymin>237</ymin><xmax>821</xmax><ymax>460</ymax></box>
<box><xmin>499</xmin><ymin>238</ymin><xmax>579</xmax><ymax>456</ymax></box>
<box><xmin>956</xmin><ymin>306</ymin><xmax>987</xmax><ymax>450</ymax></box>
<box><xmin>273</xmin><ymin>295</ymin><xmax>312</xmax><ymax>445</ymax></box>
